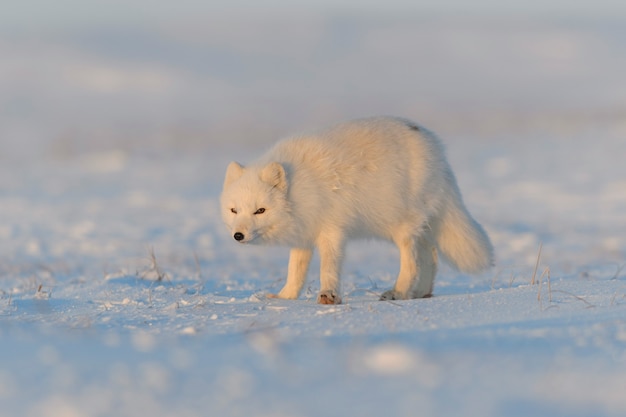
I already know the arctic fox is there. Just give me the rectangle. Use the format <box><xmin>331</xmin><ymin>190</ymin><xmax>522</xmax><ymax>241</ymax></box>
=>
<box><xmin>220</xmin><ymin>117</ymin><xmax>493</xmax><ymax>304</ymax></box>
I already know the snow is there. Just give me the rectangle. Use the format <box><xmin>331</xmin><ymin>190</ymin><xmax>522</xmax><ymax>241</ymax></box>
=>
<box><xmin>2</xmin><ymin>9</ymin><xmax>626</xmax><ymax>417</ymax></box>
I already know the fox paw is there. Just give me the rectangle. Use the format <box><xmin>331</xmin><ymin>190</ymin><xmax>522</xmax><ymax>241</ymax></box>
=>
<box><xmin>379</xmin><ymin>290</ymin><xmax>432</xmax><ymax>301</ymax></box>
<box><xmin>380</xmin><ymin>290</ymin><xmax>403</xmax><ymax>301</ymax></box>
<box><xmin>317</xmin><ymin>290</ymin><xmax>341</xmax><ymax>305</ymax></box>
<box><xmin>267</xmin><ymin>289</ymin><xmax>298</xmax><ymax>300</ymax></box>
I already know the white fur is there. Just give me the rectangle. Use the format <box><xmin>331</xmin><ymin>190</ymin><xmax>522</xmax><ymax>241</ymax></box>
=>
<box><xmin>220</xmin><ymin>116</ymin><xmax>494</xmax><ymax>304</ymax></box>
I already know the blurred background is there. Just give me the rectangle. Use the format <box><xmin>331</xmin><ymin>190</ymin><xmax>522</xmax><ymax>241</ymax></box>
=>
<box><xmin>2</xmin><ymin>0</ymin><xmax>626</xmax><ymax>161</ymax></box>
<box><xmin>1</xmin><ymin>0</ymin><xmax>625</xmax><ymax>272</ymax></box>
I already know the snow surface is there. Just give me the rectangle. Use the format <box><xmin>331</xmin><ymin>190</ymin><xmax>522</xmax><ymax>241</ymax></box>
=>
<box><xmin>1</xmin><ymin>10</ymin><xmax>626</xmax><ymax>417</ymax></box>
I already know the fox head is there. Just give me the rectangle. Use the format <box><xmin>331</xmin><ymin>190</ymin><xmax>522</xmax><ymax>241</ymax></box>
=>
<box><xmin>220</xmin><ymin>161</ymin><xmax>292</xmax><ymax>245</ymax></box>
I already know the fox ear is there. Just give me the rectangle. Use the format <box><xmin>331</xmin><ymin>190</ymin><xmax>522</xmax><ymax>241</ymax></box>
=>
<box><xmin>224</xmin><ymin>161</ymin><xmax>245</xmax><ymax>188</ymax></box>
<box><xmin>260</xmin><ymin>162</ymin><xmax>287</xmax><ymax>192</ymax></box>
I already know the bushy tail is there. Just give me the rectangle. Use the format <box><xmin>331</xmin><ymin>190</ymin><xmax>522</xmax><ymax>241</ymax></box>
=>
<box><xmin>433</xmin><ymin>197</ymin><xmax>494</xmax><ymax>273</ymax></box>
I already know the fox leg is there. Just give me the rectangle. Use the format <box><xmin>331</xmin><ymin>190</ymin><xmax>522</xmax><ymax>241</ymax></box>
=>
<box><xmin>381</xmin><ymin>229</ymin><xmax>437</xmax><ymax>300</ymax></box>
<box><xmin>316</xmin><ymin>230</ymin><xmax>344</xmax><ymax>305</ymax></box>
<box><xmin>412</xmin><ymin>233</ymin><xmax>438</xmax><ymax>298</ymax></box>
<box><xmin>270</xmin><ymin>247</ymin><xmax>312</xmax><ymax>299</ymax></box>
<box><xmin>381</xmin><ymin>229</ymin><xmax>418</xmax><ymax>300</ymax></box>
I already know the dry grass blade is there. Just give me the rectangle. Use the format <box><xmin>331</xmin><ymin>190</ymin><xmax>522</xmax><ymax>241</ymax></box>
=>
<box><xmin>193</xmin><ymin>252</ymin><xmax>202</xmax><ymax>279</ymax></box>
<box><xmin>537</xmin><ymin>266</ymin><xmax>551</xmax><ymax>307</ymax></box>
<box><xmin>140</xmin><ymin>246</ymin><xmax>168</xmax><ymax>282</ymax></box>
<box><xmin>552</xmin><ymin>290</ymin><xmax>596</xmax><ymax>308</ymax></box>
<box><xmin>531</xmin><ymin>242</ymin><xmax>543</xmax><ymax>285</ymax></box>
<box><xmin>611</xmin><ymin>263</ymin><xmax>625</xmax><ymax>280</ymax></box>
<box><xmin>547</xmin><ymin>267</ymin><xmax>552</xmax><ymax>302</ymax></box>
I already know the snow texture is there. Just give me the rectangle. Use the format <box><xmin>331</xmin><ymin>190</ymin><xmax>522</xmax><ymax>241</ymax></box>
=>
<box><xmin>1</xmin><ymin>9</ymin><xmax>626</xmax><ymax>417</ymax></box>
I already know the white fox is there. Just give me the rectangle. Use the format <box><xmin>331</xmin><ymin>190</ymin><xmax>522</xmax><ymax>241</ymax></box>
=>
<box><xmin>220</xmin><ymin>116</ymin><xmax>493</xmax><ymax>304</ymax></box>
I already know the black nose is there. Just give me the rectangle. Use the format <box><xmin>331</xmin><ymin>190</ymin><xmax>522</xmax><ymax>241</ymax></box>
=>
<box><xmin>233</xmin><ymin>232</ymin><xmax>244</xmax><ymax>241</ymax></box>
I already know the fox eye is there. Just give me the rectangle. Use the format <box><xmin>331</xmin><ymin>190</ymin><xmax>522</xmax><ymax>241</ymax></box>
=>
<box><xmin>230</xmin><ymin>208</ymin><xmax>237</xmax><ymax>214</ymax></box>
<box><xmin>254</xmin><ymin>208</ymin><xmax>266</xmax><ymax>215</ymax></box>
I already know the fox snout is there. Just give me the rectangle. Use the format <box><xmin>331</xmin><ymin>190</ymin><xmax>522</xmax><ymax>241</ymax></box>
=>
<box><xmin>233</xmin><ymin>232</ymin><xmax>245</xmax><ymax>241</ymax></box>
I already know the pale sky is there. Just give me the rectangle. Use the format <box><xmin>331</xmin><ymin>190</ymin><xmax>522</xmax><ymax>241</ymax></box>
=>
<box><xmin>2</xmin><ymin>0</ymin><xmax>626</xmax><ymax>29</ymax></box>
